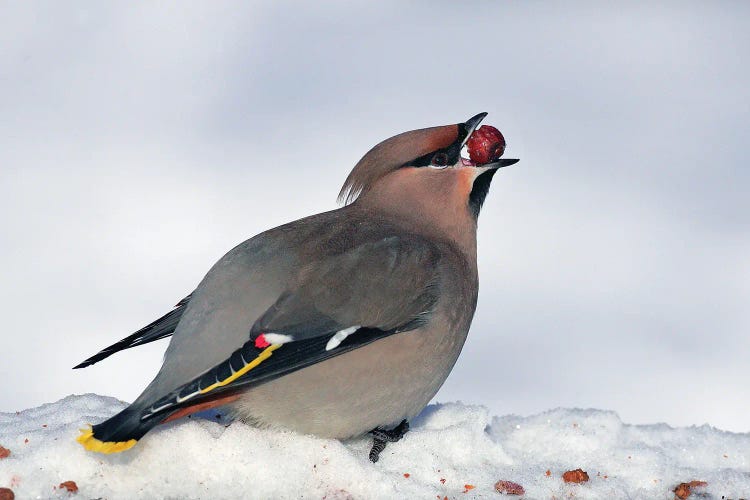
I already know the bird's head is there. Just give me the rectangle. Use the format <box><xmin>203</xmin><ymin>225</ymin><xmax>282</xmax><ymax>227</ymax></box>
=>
<box><xmin>339</xmin><ymin>113</ymin><xmax>519</xmax><ymax>220</ymax></box>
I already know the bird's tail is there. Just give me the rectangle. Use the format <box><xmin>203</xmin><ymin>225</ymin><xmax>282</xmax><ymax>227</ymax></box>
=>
<box><xmin>77</xmin><ymin>404</ymin><xmax>157</xmax><ymax>454</ymax></box>
<box><xmin>77</xmin><ymin>392</ymin><xmax>241</xmax><ymax>453</ymax></box>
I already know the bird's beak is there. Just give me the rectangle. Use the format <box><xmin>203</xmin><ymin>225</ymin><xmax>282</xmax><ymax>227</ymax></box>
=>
<box><xmin>458</xmin><ymin>112</ymin><xmax>520</xmax><ymax>169</ymax></box>
<box><xmin>459</xmin><ymin>112</ymin><xmax>487</xmax><ymax>148</ymax></box>
<box><xmin>480</xmin><ymin>158</ymin><xmax>520</xmax><ymax>169</ymax></box>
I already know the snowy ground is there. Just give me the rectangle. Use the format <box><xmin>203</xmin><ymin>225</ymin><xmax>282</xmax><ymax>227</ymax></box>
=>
<box><xmin>1</xmin><ymin>395</ymin><xmax>748</xmax><ymax>499</ymax></box>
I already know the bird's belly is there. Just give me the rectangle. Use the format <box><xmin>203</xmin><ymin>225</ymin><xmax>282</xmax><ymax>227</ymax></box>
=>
<box><xmin>229</xmin><ymin>316</ymin><xmax>468</xmax><ymax>439</ymax></box>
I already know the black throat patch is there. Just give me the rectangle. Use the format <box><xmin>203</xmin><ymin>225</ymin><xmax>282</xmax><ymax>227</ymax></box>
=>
<box><xmin>468</xmin><ymin>169</ymin><xmax>498</xmax><ymax>218</ymax></box>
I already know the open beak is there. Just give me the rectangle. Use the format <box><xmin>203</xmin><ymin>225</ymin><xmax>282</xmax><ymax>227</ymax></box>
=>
<box><xmin>481</xmin><ymin>158</ymin><xmax>519</xmax><ymax>169</ymax></box>
<box><xmin>460</xmin><ymin>112</ymin><xmax>487</xmax><ymax>148</ymax></box>
<box><xmin>459</xmin><ymin>112</ymin><xmax>519</xmax><ymax>168</ymax></box>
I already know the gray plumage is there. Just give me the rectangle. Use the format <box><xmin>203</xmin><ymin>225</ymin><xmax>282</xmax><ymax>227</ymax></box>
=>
<box><xmin>76</xmin><ymin>112</ymin><xmax>519</xmax><ymax>455</ymax></box>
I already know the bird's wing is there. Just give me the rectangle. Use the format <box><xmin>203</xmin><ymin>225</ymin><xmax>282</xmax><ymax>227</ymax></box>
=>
<box><xmin>140</xmin><ymin>235</ymin><xmax>442</xmax><ymax>421</ymax></box>
<box><xmin>73</xmin><ymin>294</ymin><xmax>192</xmax><ymax>369</ymax></box>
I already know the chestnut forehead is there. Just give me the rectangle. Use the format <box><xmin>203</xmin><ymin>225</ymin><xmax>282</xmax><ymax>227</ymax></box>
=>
<box><xmin>424</xmin><ymin>124</ymin><xmax>459</xmax><ymax>151</ymax></box>
<box><xmin>392</xmin><ymin>124</ymin><xmax>460</xmax><ymax>167</ymax></box>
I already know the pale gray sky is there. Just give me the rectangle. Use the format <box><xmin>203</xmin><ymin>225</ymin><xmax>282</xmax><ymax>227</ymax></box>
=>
<box><xmin>1</xmin><ymin>2</ymin><xmax>748</xmax><ymax>432</ymax></box>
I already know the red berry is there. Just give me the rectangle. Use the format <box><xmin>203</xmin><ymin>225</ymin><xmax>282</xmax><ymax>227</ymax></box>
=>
<box><xmin>466</xmin><ymin>125</ymin><xmax>506</xmax><ymax>165</ymax></box>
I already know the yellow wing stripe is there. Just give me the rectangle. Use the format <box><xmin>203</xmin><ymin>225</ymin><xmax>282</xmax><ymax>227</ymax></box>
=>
<box><xmin>77</xmin><ymin>344</ymin><xmax>281</xmax><ymax>454</ymax></box>
<box><xmin>198</xmin><ymin>343</ymin><xmax>282</xmax><ymax>395</ymax></box>
<box><xmin>77</xmin><ymin>426</ymin><xmax>137</xmax><ymax>454</ymax></box>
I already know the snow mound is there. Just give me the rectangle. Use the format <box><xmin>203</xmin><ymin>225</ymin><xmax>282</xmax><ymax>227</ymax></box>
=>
<box><xmin>1</xmin><ymin>395</ymin><xmax>748</xmax><ymax>499</ymax></box>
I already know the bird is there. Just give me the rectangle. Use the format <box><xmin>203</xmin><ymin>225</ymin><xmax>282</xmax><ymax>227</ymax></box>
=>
<box><xmin>74</xmin><ymin>112</ymin><xmax>519</xmax><ymax>462</ymax></box>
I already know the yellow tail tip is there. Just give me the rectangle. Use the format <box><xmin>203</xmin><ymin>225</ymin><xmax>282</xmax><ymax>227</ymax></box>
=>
<box><xmin>77</xmin><ymin>426</ymin><xmax>137</xmax><ymax>454</ymax></box>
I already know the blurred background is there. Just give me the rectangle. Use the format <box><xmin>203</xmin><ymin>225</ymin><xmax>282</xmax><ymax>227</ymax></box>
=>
<box><xmin>1</xmin><ymin>2</ymin><xmax>748</xmax><ymax>432</ymax></box>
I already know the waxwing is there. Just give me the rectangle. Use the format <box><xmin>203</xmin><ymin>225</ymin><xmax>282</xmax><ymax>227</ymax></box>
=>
<box><xmin>75</xmin><ymin>112</ymin><xmax>519</xmax><ymax>461</ymax></box>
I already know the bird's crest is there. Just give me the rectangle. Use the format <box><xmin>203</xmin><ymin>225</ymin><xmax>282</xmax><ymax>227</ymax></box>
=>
<box><xmin>338</xmin><ymin>124</ymin><xmax>458</xmax><ymax>205</ymax></box>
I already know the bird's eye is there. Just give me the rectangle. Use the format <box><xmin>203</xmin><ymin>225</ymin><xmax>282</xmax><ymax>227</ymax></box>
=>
<box><xmin>431</xmin><ymin>153</ymin><xmax>449</xmax><ymax>167</ymax></box>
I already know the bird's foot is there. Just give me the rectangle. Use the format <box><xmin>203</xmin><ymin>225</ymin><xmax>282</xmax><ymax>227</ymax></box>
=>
<box><xmin>368</xmin><ymin>419</ymin><xmax>409</xmax><ymax>463</ymax></box>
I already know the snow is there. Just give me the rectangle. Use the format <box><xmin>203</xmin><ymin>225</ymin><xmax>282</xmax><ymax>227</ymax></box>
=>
<box><xmin>1</xmin><ymin>395</ymin><xmax>749</xmax><ymax>499</ymax></box>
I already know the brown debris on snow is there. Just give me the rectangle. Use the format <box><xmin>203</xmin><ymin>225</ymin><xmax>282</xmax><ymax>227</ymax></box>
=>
<box><xmin>0</xmin><ymin>488</ymin><xmax>14</xmax><ymax>500</ymax></box>
<box><xmin>673</xmin><ymin>480</ymin><xmax>708</xmax><ymax>499</ymax></box>
<box><xmin>59</xmin><ymin>481</ymin><xmax>78</xmax><ymax>493</ymax></box>
<box><xmin>495</xmin><ymin>480</ymin><xmax>525</xmax><ymax>495</ymax></box>
<box><xmin>0</xmin><ymin>446</ymin><xmax>10</xmax><ymax>459</ymax></box>
<box><xmin>562</xmin><ymin>468</ymin><xmax>590</xmax><ymax>484</ymax></box>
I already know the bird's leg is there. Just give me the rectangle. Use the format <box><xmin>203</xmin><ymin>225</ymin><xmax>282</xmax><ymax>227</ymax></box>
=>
<box><xmin>368</xmin><ymin>419</ymin><xmax>409</xmax><ymax>463</ymax></box>
<box><xmin>370</xmin><ymin>419</ymin><xmax>409</xmax><ymax>443</ymax></box>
